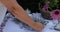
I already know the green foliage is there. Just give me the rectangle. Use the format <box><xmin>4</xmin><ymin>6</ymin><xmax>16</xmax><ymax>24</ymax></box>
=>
<box><xmin>41</xmin><ymin>11</ymin><xmax>53</xmax><ymax>20</ymax></box>
<box><xmin>40</xmin><ymin>0</ymin><xmax>59</xmax><ymax>20</ymax></box>
<box><xmin>40</xmin><ymin>0</ymin><xmax>59</xmax><ymax>9</ymax></box>
<box><xmin>48</xmin><ymin>0</ymin><xmax>59</xmax><ymax>8</ymax></box>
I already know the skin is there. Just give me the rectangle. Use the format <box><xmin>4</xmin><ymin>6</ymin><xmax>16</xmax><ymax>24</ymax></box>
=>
<box><xmin>0</xmin><ymin>0</ymin><xmax>44</xmax><ymax>30</ymax></box>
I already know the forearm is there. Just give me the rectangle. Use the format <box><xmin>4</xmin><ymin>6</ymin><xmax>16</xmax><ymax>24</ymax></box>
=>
<box><xmin>0</xmin><ymin>0</ymin><xmax>44</xmax><ymax>30</ymax></box>
<box><xmin>10</xmin><ymin>2</ymin><xmax>44</xmax><ymax>30</ymax></box>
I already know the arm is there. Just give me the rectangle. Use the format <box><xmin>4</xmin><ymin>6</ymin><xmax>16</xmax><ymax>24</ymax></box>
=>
<box><xmin>0</xmin><ymin>0</ymin><xmax>44</xmax><ymax>30</ymax></box>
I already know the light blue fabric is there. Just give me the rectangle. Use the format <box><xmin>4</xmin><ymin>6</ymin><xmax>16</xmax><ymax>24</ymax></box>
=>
<box><xmin>3</xmin><ymin>13</ymin><xmax>60</xmax><ymax>32</ymax></box>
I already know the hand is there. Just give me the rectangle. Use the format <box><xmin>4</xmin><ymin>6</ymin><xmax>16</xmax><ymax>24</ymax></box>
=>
<box><xmin>31</xmin><ymin>21</ymin><xmax>44</xmax><ymax>30</ymax></box>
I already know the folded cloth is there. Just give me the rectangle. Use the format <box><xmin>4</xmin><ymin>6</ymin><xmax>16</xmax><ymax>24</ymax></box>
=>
<box><xmin>2</xmin><ymin>12</ymin><xmax>60</xmax><ymax>32</ymax></box>
<box><xmin>2</xmin><ymin>13</ymin><xmax>40</xmax><ymax>32</ymax></box>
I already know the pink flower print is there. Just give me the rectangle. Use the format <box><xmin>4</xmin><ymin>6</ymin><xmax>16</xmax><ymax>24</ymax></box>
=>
<box><xmin>50</xmin><ymin>9</ymin><xmax>60</xmax><ymax>19</ymax></box>
<box><xmin>42</xmin><ymin>1</ymin><xmax>50</xmax><ymax>11</ymax></box>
